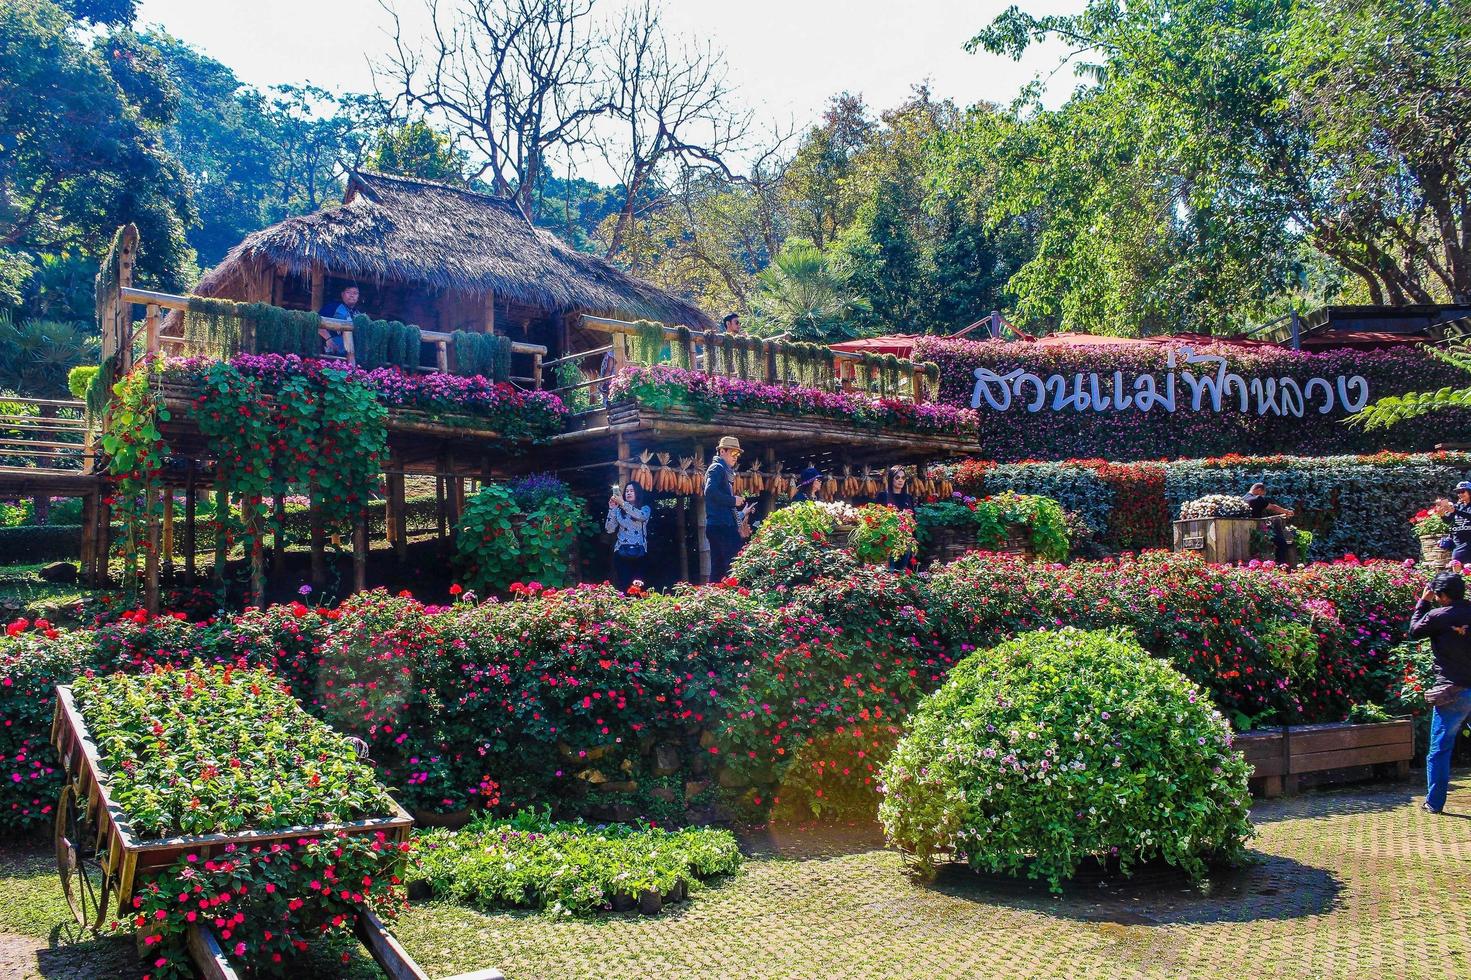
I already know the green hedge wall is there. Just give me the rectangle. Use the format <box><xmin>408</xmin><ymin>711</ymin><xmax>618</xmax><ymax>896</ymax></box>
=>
<box><xmin>0</xmin><ymin>525</ymin><xmax>82</xmax><ymax>563</ymax></box>
<box><xmin>957</xmin><ymin>451</ymin><xmax>1471</xmax><ymax>560</ymax></box>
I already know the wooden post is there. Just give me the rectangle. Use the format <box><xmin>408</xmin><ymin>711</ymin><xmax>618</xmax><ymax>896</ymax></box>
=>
<box><xmin>693</xmin><ymin>444</ymin><xmax>709</xmax><ymax>584</ymax></box>
<box><xmin>436</xmin><ymin>341</ymin><xmax>449</xmax><ymax>373</ymax></box>
<box><xmin>531</xmin><ymin>351</ymin><xmax>543</xmax><ymax>390</ymax></box>
<box><xmin>144</xmin><ymin>488</ymin><xmax>161</xmax><ymax>615</ymax></box>
<box><xmin>765</xmin><ymin>341</ymin><xmax>778</xmax><ymax>384</ymax></box>
<box><xmin>352</xmin><ymin>511</ymin><xmax>368</xmax><ymax>594</ymax></box>
<box><xmin>214</xmin><ymin>488</ymin><xmax>228</xmax><ymax>583</ymax></box>
<box><xmin>760</xmin><ymin>447</ymin><xmax>778</xmax><ymax>519</ymax></box>
<box><xmin>144</xmin><ymin>304</ymin><xmax>160</xmax><ymax>359</ymax></box>
<box><xmin>388</xmin><ymin>471</ymin><xmax>407</xmax><ymax>560</ymax></box>
<box><xmin>310</xmin><ymin>264</ymin><xmax>325</xmax><ymax>315</ymax></box>
<box><xmin>162</xmin><ymin>487</ymin><xmax>175</xmax><ymax>584</ymax></box>
<box><xmin>96</xmin><ymin>495</ymin><xmax>112</xmax><ymax>587</ymax></box>
<box><xmin>80</xmin><ymin>491</ymin><xmax>97</xmax><ymax>584</ymax></box>
<box><xmin>184</xmin><ymin>471</ymin><xmax>197</xmax><ymax>585</ymax></box>
<box><xmin>611</xmin><ymin>332</ymin><xmax>628</xmax><ymax>371</ymax></box>
<box><xmin>676</xmin><ymin>495</ymin><xmax>689</xmax><ymax>583</ymax></box>
<box><xmin>435</xmin><ymin>475</ymin><xmax>447</xmax><ymax>546</ymax></box>
<box><xmin>484</xmin><ymin>292</ymin><xmax>497</xmax><ymax>334</ymax></box>
<box><xmin>342</xmin><ymin>324</ymin><xmax>355</xmax><ymax>366</ymax></box>
<box><xmin>246</xmin><ymin>497</ymin><xmax>265</xmax><ymax>607</ymax></box>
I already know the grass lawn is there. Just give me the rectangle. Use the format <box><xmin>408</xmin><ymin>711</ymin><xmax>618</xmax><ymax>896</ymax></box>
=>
<box><xmin>1</xmin><ymin>774</ymin><xmax>1468</xmax><ymax>979</ymax></box>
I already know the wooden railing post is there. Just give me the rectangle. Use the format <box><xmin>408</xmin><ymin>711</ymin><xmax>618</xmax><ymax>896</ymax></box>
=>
<box><xmin>144</xmin><ymin>304</ymin><xmax>160</xmax><ymax>360</ymax></box>
<box><xmin>531</xmin><ymin>350</ymin><xmax>543</xmax><ymax>389</ymax></box>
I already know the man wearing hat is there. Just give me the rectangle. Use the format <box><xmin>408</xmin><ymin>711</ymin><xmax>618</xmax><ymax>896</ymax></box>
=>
<box><xmin>1243</xmin><ymin>482</ymin><xmax>1293</xmax><ymax>563</ymax></box>
<box><xmin>704</xmin><ymin>436</ymin><xmax>747</xmax><ymax>580</ymax></box>
<box><xmin>790</xmin><ymin>465</ymin><xmax>823</xmax><ymax>506</ymax></box>
<box><xmin>1432</xmin><ymin>482</ymin><xmax>1471</xmax><ymax>564</ymax></box>
<box><xmin>318</xmin><ymin>283</ymin><xmax>364</xmax><ymax>356</ymax></box>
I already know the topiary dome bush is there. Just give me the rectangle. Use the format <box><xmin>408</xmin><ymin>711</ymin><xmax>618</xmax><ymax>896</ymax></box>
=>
<box><xmin>878</xmin><ymin>627</ymin><xmax>1253</xmax><ymax>890</ymax></box>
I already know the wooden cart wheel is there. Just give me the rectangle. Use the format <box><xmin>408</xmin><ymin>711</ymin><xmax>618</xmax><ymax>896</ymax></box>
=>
<box><xmin>54</xmin><ymin>782</ymin><xmax>111</xmax><ymax>932</ymax></box>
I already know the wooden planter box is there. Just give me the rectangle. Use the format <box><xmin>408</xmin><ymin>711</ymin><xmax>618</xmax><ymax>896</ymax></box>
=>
<box><xmin>1235</xmin><ymin>720</ymin><xmax>1414</xmax><ymax>797</ymax></box>
<box><xmin>1173</xmin><ymin>517</ymin><xmax>1256</xmax><ymax>564</ymax></box>
<box><xmin>1420</xmin><ymin>535</ymin><xmax>1452</xmax><ymax>571</ymax></box>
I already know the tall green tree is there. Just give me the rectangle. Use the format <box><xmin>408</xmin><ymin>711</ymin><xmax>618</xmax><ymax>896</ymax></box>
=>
<box><xmin>0</xmin><ymin>0</ymin><xmax>193</xmax><ymax>316</ymax></box>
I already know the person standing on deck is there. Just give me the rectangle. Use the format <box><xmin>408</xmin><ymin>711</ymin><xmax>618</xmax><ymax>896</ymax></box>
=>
<box><xmin>1410</xmin><ymin>571</ymin><xmax>1471</xmax><ymax>814</ymax></box>
<box><xmin>317</xmin><ymin>283</ymin><xmax>362</xmax><ymax>356</ymax></box>
<box><xmin>704</xmin><ymin>436</ymin><xmax>747</xmax><ymax>581</ymax></box>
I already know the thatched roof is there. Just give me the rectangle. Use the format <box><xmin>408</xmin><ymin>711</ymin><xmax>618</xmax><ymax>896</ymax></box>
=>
<box><xmin>194</xmin><ymin>171</ymin><xmax>714</xmax><ymax>328</ymax></box>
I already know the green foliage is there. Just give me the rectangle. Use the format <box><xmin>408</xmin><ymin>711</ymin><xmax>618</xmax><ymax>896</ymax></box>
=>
<box><xmin>1357</xmin><ymin>340</ymin><xmax>1471</xmax><ymax>433</ymax></box>
<box><xmin>1346</xmin><ymin>702</ymin><xmax>1391</xmax><ymax>725</ymax></box>
<box><xmin>0</xmin><ymin>312</ymin><xmax>99</xmax><ymax>398</ymax></box>
<box><xmin>0</xmin><ymin>525</ymin><xmax>84</xmax><ymax>562</ymax></box>
<box><xmin>751</xmin><ymin>238</ymin><xmax>870</xmax><ymax>343</ymax></box>
<box><xmin>451</xmin><ymin>329</ymin><xmax>511</xmax><ymax>380</ymax></box>
<box><xmin>409</xmin><ymin>812</ymin><xmax>741</xmax><ymax>915</ymax></box>
<box><xmin>65</xmin><ymin>364</ymin><xmax>96</xmax><ymax>399</ymax></box>
<box><xmin>371</xmin><ymin>120</ymin><xmax>468</xmax><ymax>183</ymax></box>
<box><xmin>629</xmin><ymin>319</ymin><xmax>668</xmax><ymax>365</ymax></box>
<box><xmin>183</xmin><ymin>296</ymin><xmax>244</xmax><ymax>357</ymax></box>
<box><xmin>555</xmin><ymin>359</ymin><xmax>591</xmax><ymax>412</ymax></box>
<box><xmin>454</xmin><ymin>480</ymin><xmax>588</xmax><ymax>594</ymax></box>
<box><xmin>1</xmin><ymin>1</ymin><xmax>194</xmax><ymax>321</ymax></box>
<box><xmin>353</xmin><ymin>314</ymin><xmax>423</xmax><ymax>371</ymax></box>
<box><xmin>878</xmin><ymin>627</ymin><xmax>1254</xmax><ymax>890</ymax></box>
<box><xmin>100</xmin><ymin>364</ymin><xmax>170</xmax><ymax>591</ymax></box>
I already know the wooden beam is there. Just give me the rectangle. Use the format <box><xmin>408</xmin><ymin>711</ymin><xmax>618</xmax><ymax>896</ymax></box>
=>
<box><xmin>144</xmin><ymin>488</ymin><xmax>160</xmax><ymax>615</ymax></box>
<box><xmin>162</xmin><ymin>489</ymin><xmax>175</xmax><ymax>584</ymax></box>
<box><xmin>310</xmin><ymin>264</ymin><xmax>325</xmax><ymax>314</ymax></box>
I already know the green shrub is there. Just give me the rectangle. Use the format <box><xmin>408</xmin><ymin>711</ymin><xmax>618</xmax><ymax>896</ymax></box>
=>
<box><xmin>66</xmin><ymin>365</ymin><xmax>97</xmax><ymax>400</ymax></box>
<box><xmin>878</xmin><ymin>627</ymin><xmax>1253</xmax><ymax>890</ymax></box>
<box><xmin>408</xmin><ymin>809</ymin><xmax>741</xmax><ymax>915</ymax></box>
<box><xmin>0</xmin><ymin>524</ymin><xmax>81</xmax><ymax>561</ymax></box>
<box><xmin>454</xmin><ymin>478</ymin><xmax>588</xmax><ymax>594</ymax></box>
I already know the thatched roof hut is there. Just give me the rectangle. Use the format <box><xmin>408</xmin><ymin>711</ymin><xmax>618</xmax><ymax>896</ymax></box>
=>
<box><xmin>191</xmin><ymin>170</ymin><xmax>713</xmax><ymax>355</ymax></box>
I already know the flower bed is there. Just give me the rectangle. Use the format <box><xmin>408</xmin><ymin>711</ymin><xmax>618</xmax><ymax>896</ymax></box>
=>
<box><xmin>160</xmin><ymin>353</ymin><xmax>567</xmax><ymax>441</ymax></box>
<box><xmin>72</xmin><ymin>663</ymin><xmax>397</xmax><ymax>838</ymax></box>
<box><xmin>409</xmin><ymin>811</ymin><xmax>741</xmax><ymax>916</ymax></box>
<box><xmin>914</xmin><ymin>337</ymin><xmax>1470</xmax><ymax>460</ymax></box>
<box><xmin>64</xmin><ymin>663</ymin><xmax>407</xmax><ymax>980</ymax></box>
<box><xmin>914</xmin><ymin>492</ymin><xmax>1069</xmax><ymax>563</ymax></box>
<box><xmin>607</xmin><ymin>364</ymin><xmax>980</xmax><ymax>438</ymax></box>
<box><xmin>956</xmin><ymin>451</ymin><xmax>1471</xmax><ymax>560</ymax></box>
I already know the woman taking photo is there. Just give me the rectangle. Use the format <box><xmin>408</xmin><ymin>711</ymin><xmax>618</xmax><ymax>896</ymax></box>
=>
<box><xmin>606</xmin><ymin>480</ymin><xmax>651</xmax><ymax>591</ymax></box>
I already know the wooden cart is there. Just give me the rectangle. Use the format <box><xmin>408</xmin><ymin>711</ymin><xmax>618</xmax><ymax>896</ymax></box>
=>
<box><xmin>50</xmin><ymin>685</ymin><xmax>502</xmax><ymax>980</ymax></box>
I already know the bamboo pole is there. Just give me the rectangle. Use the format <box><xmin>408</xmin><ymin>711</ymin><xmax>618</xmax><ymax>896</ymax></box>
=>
<box><xmin>676</xmin><ymin>495</ymin><xmax>689</xmax><ymax>583</ymax></box>
<box><xmin>388</xmin><ymin>471</ymin><xmax>407</xmax><ymax>560</ymax></box>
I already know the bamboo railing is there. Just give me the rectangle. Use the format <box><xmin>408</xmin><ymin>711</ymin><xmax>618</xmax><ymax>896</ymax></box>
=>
<box><xmin>562</xmin><ymin>315</ymin><xmax>934</xmax><ymax>405</ymax></box>
<box><xmin>120</xmin><ymin>287</ymin><xmax>547</xmax><ymax>388</ymax></box>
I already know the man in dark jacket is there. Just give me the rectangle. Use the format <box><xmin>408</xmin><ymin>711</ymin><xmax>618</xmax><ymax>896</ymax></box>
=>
<box><xmin>704</xmin><ymin>436</ymin><xmax>746</xmax><ymax>581</ymax></box>
<box><xmin>1243</xmin><ymin>482</ymin><xmax>1293</xmax><ymax>563</ymax></box>
<box><xmin>1410</xmin><ymin>570</ymin><xmax>1471</xmax><ymax>813</ymax></box>
<box><xmin>317</xmin><ymin>283</ymin><xmax>362</xmax><ymax>356</ymax></box>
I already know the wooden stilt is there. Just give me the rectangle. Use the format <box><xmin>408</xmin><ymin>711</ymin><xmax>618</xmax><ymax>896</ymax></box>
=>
<box><xmin>387</xmin><ymin>471</ymin><xmax>407</xmax><ymax>560</ymax></box>
<box><xmin>96</xmin><ymin>496</ymin><xmax>112</xmax><ymax>587</ymax></box>
<box><xmin>435</xmin><ymin>475</ymin><xmax>447</xmax><ymax>546</ymax></box>
<box><xmin>184</xmin><ymin>474</ymin><xmax>197</xmax><ymax>585</ymax></box>
<box><xmin>144</xmin><ymin>488</ymin><xmax>161</xmax><ymax>615</ymax></box>
<box><xmin>80</xmin><ymin>492</ymin><xmax>97</xmax><ymax>582</ymax></box>
<box><xmin>352</xmin><ymin>512</ymin><xmax>368</xmax><ymax>594</ymax></box>
<box><xmin>213</xmin><ymin>488</ymin><xmax>228</xmax><ymax>584</ymax></box>
<box><xmin>760</xmin><ymin>447</ymin><xmax>777</xmax><ymax>519</ymax></box>
<box><xmin>162</xmin><ymin>488</ymin><xmax>175</xmax><ymax>585</ymax></box>
<box><xmin>309</xmin><ymin>484</ymin><xmax>327</xmax><ymax>588</ymax></box>
<box><xmin>693</xmin><ymin>444</ymin><xmax>709</xmax><ymax>584</ymax></box>
<box><xmin>676</xmin><ymin>495</ymin><xmax>689</xmax><ymax>583</ymax></box>
<box><xmin>246</xmin><ymin>496</ymin><xmax>265</xmax><ymax>607</ymax></box>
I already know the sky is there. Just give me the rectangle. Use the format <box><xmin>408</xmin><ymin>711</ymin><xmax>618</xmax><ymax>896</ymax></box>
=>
<box><xmin>135</xmin><ymin>0</ymin><xmax>1087</xmax><ymax>179</ymax></box>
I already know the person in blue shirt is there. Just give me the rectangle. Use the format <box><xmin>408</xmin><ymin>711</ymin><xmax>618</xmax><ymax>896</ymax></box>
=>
<box><xmin>317</xmin><ymin>284</ymin><xmax>361</xmax><ymax>356</ymax></box>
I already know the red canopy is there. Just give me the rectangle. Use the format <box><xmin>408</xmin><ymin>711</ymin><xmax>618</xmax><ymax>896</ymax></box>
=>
<box><xmin>828</xmin><ymin>334</ymin><xmax>922</xmax><ymax>357</ymax></box>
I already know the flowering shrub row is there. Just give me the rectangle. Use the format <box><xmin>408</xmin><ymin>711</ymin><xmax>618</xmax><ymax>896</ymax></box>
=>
<box><xmin>913</xmin><ymin>493</ymin><xmax>1070</xmax><ymax>563</ymax></box>
<box><xmin>607</xmin><ymin>365</ymin><xmax>981</xmax><ymax>438</ymax></box>
<box><xmin>0</xmin><ymin>552</ymin><xmax>1422</xmax><ymax>832</ymax></box>
<box><xmin>955</xmin><ymin>451</ymin><xmax>1471</xmax><ymax>560</ymax></box>
<box><xmin>914</xmin><ymin>337</ymin><xmax>1470</xmax><ymax>460</ymax></box>
<box><xmin>161</xmin><ymin>353</ymin><xmax>567</xmax><ymax>441</ymax></box>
